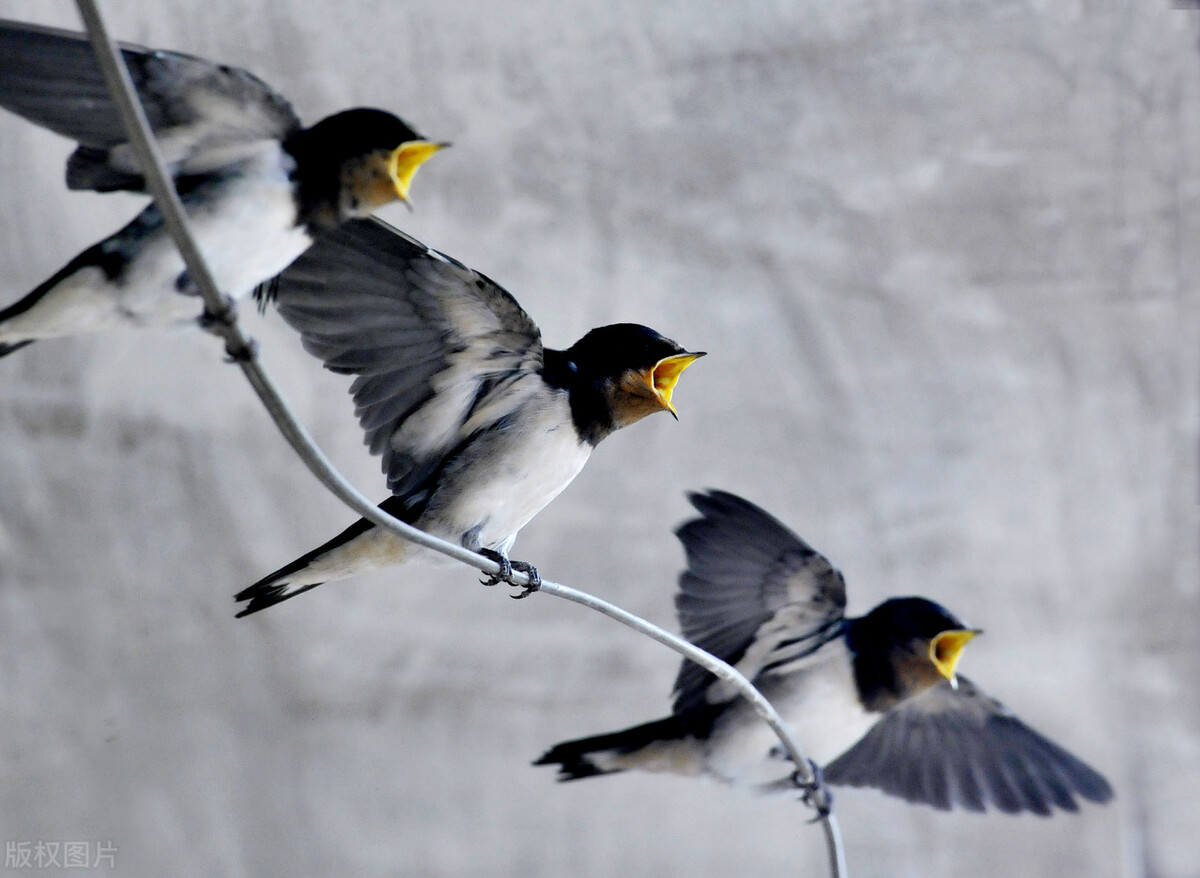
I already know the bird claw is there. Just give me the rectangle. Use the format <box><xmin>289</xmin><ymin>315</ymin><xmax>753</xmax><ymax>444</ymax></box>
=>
<box><xmin>198</xmin><ymin>295</ymin><xmax>239</xmax><ymax>333</ymax></box>
<box><xmin>477</xmin><ymin>550</ymin><xmax>541</xmax><ymax>598</ymax></box>
<box><xmin>479</xmin><ymin>549</ymin><xmax>513</xmax><ymax>587</ymax></box>
<box><xmin>792</xmin><ymin>759</ymin><xmax>833</xmax><ymax>821</ymax></box>
<box><xmin>223</xmin><ymin>337</ymin><xmax>259</xmax><ymax>364</ymax></box>
<box><xmin>508</xmin><ymin>561</ymin><xmax>541</xmax><ymax>599</ymax></box>
<box><xmin>196</xmin><ymin>297</ymin><xmax>257</xmax><ymax>362</ymax></box>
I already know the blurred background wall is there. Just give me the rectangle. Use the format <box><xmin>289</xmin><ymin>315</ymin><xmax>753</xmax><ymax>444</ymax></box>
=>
<box><xmin>0</xmin><ymin>1</ymin><xmax>1197</xmax><ymax>875</ymax></box>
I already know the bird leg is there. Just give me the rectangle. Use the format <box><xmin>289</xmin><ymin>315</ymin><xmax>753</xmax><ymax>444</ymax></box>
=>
<box><xmin>477</xmin><ymin>550</ymin><xmax>541</xmax><ymax>599</ymax></box>
<box><xmin>792</xmin><ymin>759</ymin><xmax>834</xmax><ymax>821</ymax></box>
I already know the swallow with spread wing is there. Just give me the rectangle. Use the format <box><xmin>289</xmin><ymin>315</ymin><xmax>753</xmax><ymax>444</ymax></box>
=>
<box><xmin>0</xmin><ymin>18</ymin><xmax>445</xmax><ymax>356</ymax></box>
<box><xmin>536</xmin><ymin>490</ymin><xmax>1113</xmax><ymax>816</ymax></box>
<box><xmin>235</xmin><ymin>219</ymin><xmax>703</xmax><ymax>616</ymax></box>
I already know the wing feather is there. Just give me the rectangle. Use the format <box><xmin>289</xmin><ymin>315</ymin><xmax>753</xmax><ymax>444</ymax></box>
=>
<box><xmin>672</xmin><ymin>490</ymin><xmax>847</xmax><ymax>713</ymax></box>
<box><xmin>0</xmin><ymin>18</ymin><xmax>299</xmax><ymax>191</ymax></box>
<box><xmin>824</xmin><ymin>677</ymin><xmax>1113</xmax><ymax>814</ymax></box>
<box><xmin>268</xmin><ymin>218</ymin><xmax>544</xmax><ymax>498</ymax></box>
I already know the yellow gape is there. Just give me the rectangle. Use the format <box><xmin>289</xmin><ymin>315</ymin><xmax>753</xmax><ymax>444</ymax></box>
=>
<box><xmin>646</xmin><ymin>352</ymin><xmax>706</xmax><ymax>418</ymax></box>
<box><xmin>929</xmin><ymin>628</ymin><xmax>981</xmax><ymax>688</ymax></box>
<box><xmin>388</xmin><ymin>140</ymin><xmax>449</xmax><ymax>203</ymax></box>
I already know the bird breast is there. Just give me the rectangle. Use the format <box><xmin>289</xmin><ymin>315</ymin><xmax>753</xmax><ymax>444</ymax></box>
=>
<box><xmin>415</xmin><ymin>386</ymin><xmax>593</xmax><ymax>553</ymax></box>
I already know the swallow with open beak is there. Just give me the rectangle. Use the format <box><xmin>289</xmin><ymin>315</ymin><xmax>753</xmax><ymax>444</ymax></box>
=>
<box><xmin>0</xmin><ymin>18</ymin><xmax>446</xmax><ymax>357</ymax></box>
<box><xmin>234</xmin><ymin>218</ymin><xmax>703</xmax><ymax>616</ymax></box>
<box><xmin>536</xmin><ymin>490</ymin><xmax>1114</xmax><ymax>815</ymax></box>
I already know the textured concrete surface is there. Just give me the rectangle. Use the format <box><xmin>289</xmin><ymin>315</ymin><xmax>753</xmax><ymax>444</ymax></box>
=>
<box><xmin>0</xmin><ymin>1</ymin><xmax>1197</xmax><ymax>876</ymax></box>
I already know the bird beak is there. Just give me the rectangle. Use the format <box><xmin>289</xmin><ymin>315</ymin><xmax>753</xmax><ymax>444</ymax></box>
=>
<box><xmin>389</xmin><ymin>140</ymin><xmax>450</xmax><ymax>205</ymax></box>
<box><xmin>644</xmin><ymin>352</ymin><xmax>705</xmax><ymax>419</ymax></box>
<box><xmin>929</xmin><ymin>628</ymin><xmax>981</xmax><ymax>688</ymax></box>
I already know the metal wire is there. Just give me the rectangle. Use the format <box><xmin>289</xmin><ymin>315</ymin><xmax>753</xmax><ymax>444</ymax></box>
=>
<box><xmin>71</xmin><ymin>3</ymin><xmax>847</xmax><ymax>874</ymax></box>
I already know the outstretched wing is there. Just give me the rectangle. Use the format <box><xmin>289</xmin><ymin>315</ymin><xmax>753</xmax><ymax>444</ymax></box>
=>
<box><xmin>0</xmin><ymin>18</ymin><xmax>300</xmax><ymax>192</ymax></box>
<box><xmin>824</xmin><ymin>676</ymin><xmax>1114</xmax><ymax>814</ymax></box>
<box><xmin>672</xmin><ymin>490</ymin><xmax>847</xmax><ymax>714</ymax></box>
<box><xmin>263</xmin><ymin>217</ymin><xmax>545</xmax><ymax>500</ymax></box>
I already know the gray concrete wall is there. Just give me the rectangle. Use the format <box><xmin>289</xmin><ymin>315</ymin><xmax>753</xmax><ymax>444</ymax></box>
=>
<box><xmin>0</xmin><ymin>1</ymin><xmax>1196</xmax><ymax>875</ymax></box>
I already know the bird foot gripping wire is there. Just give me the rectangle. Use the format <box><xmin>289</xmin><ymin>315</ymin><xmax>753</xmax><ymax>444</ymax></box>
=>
<box><xmin>197</xmin><ymin>295</ymin><xmax>258</xmax><ymax>363</ymax></box>
<box><xmin>478</xmin><ymin>549</ymin><xmax>542</xmax><ymax>599</ymax></box>
<box><xmin>197</xmin><ymin>293</ymin><xmax>238</xmax><ymax>332</ymax></box>
<box><xmin>793</xmin><ymin>759</ymin><xmax>834</xmax><ymax>822</ymax></box>
<box><xmin>507</xmin><ymin>561</ymin><xmax>541</xmax><ymax>599</ymax></box>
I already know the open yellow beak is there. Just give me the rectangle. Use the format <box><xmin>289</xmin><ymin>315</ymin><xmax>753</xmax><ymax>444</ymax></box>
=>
<box><xmin>929</xmin><ymin>628</ymin><xmax>981</xmax><ymax>688</ymax></box>
<box><xmin>644</xmin><ymin>352</ymin><xmax>705</xmax><ymax>419</ymax></box>
<box><xmin>388</xmin><ymin>140</ymin><xmax>450</xmax><ymax>204</ymax></box>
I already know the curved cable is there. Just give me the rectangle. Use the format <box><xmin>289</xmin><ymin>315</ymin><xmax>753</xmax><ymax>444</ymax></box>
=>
<box><xmin>71</xmin><ymin>3</ymin><xmax>846</xmax><ymax>873</ymax></box>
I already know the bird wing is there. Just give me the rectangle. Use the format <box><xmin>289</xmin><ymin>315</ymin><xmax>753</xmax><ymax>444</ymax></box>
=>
<box><xmin>0</xmin><ymin>18</ymin><xmax>300</xmax><ymax>192</ymax></box>
<box><xmin>262</xmin><ymin>217</ymin><xmax>545</xmax><ymax>501</ymax></box>
<box><xmin>823</xmin><ymin>676</ymin><xmax>1114</xmax><ymax>814</ymax></box>
<box><xmin>672</xmin><ymin>490</ymin><xmax>848</xmax><ymax>714</ymax></box>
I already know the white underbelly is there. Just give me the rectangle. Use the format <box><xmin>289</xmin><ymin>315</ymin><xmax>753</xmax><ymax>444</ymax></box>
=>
<box><xmin>118</xmin><ymin>173</ymin><xmax>311</xmax><ymax>320</ymax></box>
<box><xmin>419</xmin><ymin>392</ymin><xmax>592</xmax><ymax>553</ymax></box>
<box><xmin>705</xmin><ymin>642</ymin><xmax>880</xmax><ymax>785</ymax></box>
<box><xmin>0</xmin><ymin>147</ymin><xmax>311</xmax><ymax>340</ymax></box>
<box><xmin>272</xmin><ymin>392</ymin><xmax>590</xmax><ymax>587</ymax></box>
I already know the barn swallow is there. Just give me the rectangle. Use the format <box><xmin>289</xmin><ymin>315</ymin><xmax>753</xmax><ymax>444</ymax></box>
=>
<box><xmin>536</xmin><ymin>490</ymin><xmax>1114</xmax><ymax>816</ymax></box>
<box><xmin>0</xmin><ymin>18</ymin><xmax>445</xmax><ymax>357</ymax></box>
<box><xmin>234</xmin><ymin>218</ymin><xmax>703</xmax><ymax>616</ymax></box>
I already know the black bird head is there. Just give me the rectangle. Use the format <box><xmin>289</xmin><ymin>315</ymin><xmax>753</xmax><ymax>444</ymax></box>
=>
<box><xmin>847</xmin><ymin>597</ymin><xmax>982</xmax><ymax>712</ymax></box>
<box><xmin>286</xmin><ymin>108</ymin><xmax>447</xmax><ymax>228</ymax></box>
<box><xmin>551</xmin><ymin>324</ymin><xmax>705</xmax><ymax>445</ymax></box>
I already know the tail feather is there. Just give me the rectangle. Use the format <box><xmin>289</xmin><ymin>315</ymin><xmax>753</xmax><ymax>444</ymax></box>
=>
<box><xmin>0</xmin><ymin>238</ymin><xmax>127</xmax><ymax>354</ymax></box>
<box><xmin>534</xmin><ymin>715</ymin><xmax>693</xmax><ymax>782</ymax></box>
<box><xmin>0</xmin><ymin>339</ymin><xmax>35</xmax><ymax>358</ymax></box>
<box><xmin>234</xmin><ymin>494</ymin><xmax>420</xmax><ymax>617</ymax></box>
<box><xmin>234</xmin><ymin>579</ymin><xmax>326</xmax><ymax>618</ymax></box>
<box><xmin>0</xmin><ymin>278</ymin><xmax>53</xmax><ymax>355</ymax></box>
<box><xmin>235</xmin><ymin>515</ymin><xmax>378</xmax><ymax>617</ymax></box>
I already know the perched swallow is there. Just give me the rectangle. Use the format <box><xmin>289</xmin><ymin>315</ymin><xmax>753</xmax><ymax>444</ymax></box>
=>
<box><xmin>234</xmin><ymin>218</ymin><xmax>703</xmax><ymax>616</ymax></box>
<box><xmin>0</xmin><ymin>18</ymin><xmax>445</xmax><ymax>357</ymax></box>
<box><xmin>536</xmin><ymin>490</ymin><xmax>1113</xmax><ymax>815</ymax></box>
